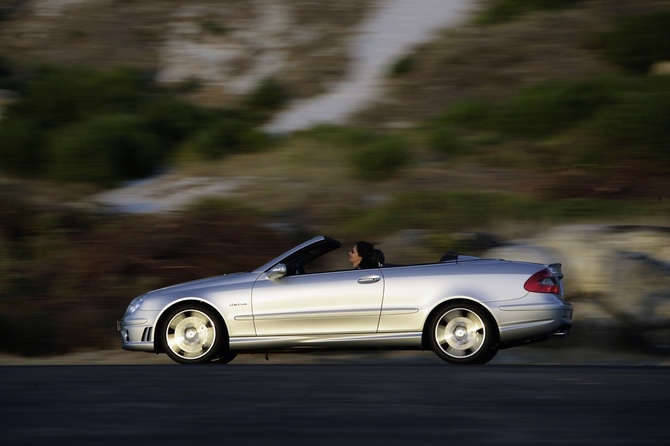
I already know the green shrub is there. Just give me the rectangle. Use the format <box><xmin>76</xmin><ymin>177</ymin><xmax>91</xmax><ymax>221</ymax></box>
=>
<box><xmin>434</xmin><ymin>101</ymin><xmax>492</xmax><ymax>129</ymax></box>
<box><xmin>348</xmin><ymin>134</ymin><xmax>411</xmax><ymax>181</ymax></box>
<box><xmin>588</xmin><ymin>89</ymin><xmax>670</xmax><ymax>162</ymax></box>
<box><xmin>0</xmin><ymin>119</ymin><xmax>44</xmax><ymax>176</ymax></box>
<box><xmin>0</xmin><ymin>63</ymin><xmax>276</xmax><ymax>184</ymax></box>
<box><xmin>343</xmin><ymin>190</ymin><xmax>667</xmax><ymax>237</ymax></box>
<box><xmin>139</xmin><ymin>96</ymin><xmax>206</xmax><ymax>147</ymax></box>
<box><xmin>487</xmin><ymin>78</ymin><xmax>618</xmax><ymax>138</ymax></box>
<box><xmin>594</xmin><ymin>11</ymin><xmax>670</xmax><ymax>74</ymax></box>
<box><xmin>426</xmin><ymin>126</ymin><xmax>468</xmax><ymax>158</ymax></box>
<box><xmin>243</xmin><ymin>77</ymin><xmax>289</xmax><ymax>111</ymax></box>
<box><xmin>302</xmin><ymin>126</ymin><xmax>411</xmax><ymax>180</ymax></box>
<box><xmin>175</xmin><ymin>110</ymin><xmax>270</xmax><ymax>161</ymax></box>
<box><xmin>475</xmin><ymin>0</ymin><xmax>583</xmax><ymax>25</ymax></box>
<box><xmin>433</xmin><ymin>77</ymin><xmax>618</xmax><ymax>139</ymax></box>
<box><xmin>301</xmin><ymin>125</ymin><xmax>379</xmax><ymax>146</ymax></box>
<box><xmin>12</xmin><ymin>65</ymin><xmax>146</xmax><ymax>128</ymax></box>
<box><xmin>47</xmin><ymin>114</ymin><xmax>161</xmax><ymax>186</ymax></box>
<box><xmin>0</xmin><ymin>54</ymin><xmax>14</xmax><ymax>87</ymax></box>
<box><xmin>390</xmin><ymin>55</ymin><xmax>416</xmax><ymax>77</ymax></box>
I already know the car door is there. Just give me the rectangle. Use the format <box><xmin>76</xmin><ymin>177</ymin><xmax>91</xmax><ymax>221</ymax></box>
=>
<box><xmin>251</xmin><ymin>269</ymin><xmax>384</xmax><ymax>336</ymax></box>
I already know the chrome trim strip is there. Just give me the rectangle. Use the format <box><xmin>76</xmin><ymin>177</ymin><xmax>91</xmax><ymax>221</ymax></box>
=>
<box><xmin>251</xmin><ymin>309</ymin><xmax>382</xmax><ymax>321</ymax></box>
<box><xmin>381</xmin><ymin>308</ymin><xmax>419</xmax><ymax>316</ymax></box>
<box><xmin>229</xmin><ymin>332</ymin><xmax>422</xmax><ymax>350</ymax></box>
<box><xmin>498</xmin><ymin>302</ymin><xmax>570</xmax><ymax>312</ymax></box>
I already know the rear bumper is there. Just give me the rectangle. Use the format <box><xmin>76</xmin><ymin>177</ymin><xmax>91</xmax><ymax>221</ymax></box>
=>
<box><xmin>497</xmin><ymin>300</ymin><xmax>573</xmax><ymax>345</ymax></box>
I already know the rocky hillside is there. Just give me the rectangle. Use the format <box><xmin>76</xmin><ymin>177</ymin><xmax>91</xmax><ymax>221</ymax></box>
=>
<box><xmin>1</xmin><ymin>0</ymin><xmax>670</xmax><ymax>360</ymax></box>
<box><xmin>2</xmin><ymin>0</ymin><xmax>669</xmax><ymax>127</ymax></box>
<box><xmin>0</xmin><ymin>0</ymin><xmax>374</xmax><ymax>106</ymax></box>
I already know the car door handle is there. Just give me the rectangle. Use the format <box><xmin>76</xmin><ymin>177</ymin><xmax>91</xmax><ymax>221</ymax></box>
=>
<box><xmin>357</xmin><ymin>275</ymin><xmax>381</xmax><ymax>284</ymax></box>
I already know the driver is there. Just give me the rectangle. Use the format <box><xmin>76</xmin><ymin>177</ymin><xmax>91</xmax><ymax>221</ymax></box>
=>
<box><xmin>348</xmin><ymin>241</ymin><xmax>378</xmax><ymax>269</ymax></box>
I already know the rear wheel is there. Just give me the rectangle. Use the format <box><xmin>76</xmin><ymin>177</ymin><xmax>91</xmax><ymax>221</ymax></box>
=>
<box><xmin>429</xmin><ymin>303</ymin><xmax>498</xmax><ymax>364</ymax></box>
<box><xmin>159</xmin><ymin>303</ymin><xmax>224</xmax><ymax>364</ymax></box>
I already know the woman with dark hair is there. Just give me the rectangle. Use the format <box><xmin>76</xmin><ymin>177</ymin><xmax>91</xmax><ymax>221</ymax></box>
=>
<box><xmin>348</xmin><ymin>241</ymin><xmax>378</xmax><ymax>269</ymax></box>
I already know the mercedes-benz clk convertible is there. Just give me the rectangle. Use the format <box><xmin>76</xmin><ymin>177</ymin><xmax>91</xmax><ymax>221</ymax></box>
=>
<box><xmin>118</xmin><ymin>235</ymin><xmax>573</xmax><ymax>365</ymax></box>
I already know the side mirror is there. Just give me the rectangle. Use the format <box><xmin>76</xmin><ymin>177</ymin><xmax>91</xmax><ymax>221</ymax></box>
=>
<box><xmin>267</xmin><ymin>263</ymin><xmax>287</xmax><ymax>280</ymax></box>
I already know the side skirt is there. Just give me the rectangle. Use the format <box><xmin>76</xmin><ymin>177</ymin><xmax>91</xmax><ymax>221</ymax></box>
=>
<box><xmin>229</xmin><ymin>332</ymin><xmax>423</xmax><ymax>352</ymax></box>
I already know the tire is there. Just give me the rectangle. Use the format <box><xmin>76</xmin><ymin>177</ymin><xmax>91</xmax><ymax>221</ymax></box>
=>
<box><xmin>429</xmin><ymin>303</ymin><xmax>498</xmax><ymax>365</ymax></box>
<box><xmin>213</xmin><ymin>351</ymin><xmax>238</xmax><ymax>364</ymax></box>
<box><xmin>159</xmin><ymin>303</ymin><xmax>224</xmax><ymax>365</ymax></box>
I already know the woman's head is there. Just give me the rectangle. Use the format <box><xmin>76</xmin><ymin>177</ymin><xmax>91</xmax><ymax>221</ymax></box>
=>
<box><xmin>349</xmin><ymin>241</ymin><xmax>375</xmax><ymax>268</ymax></box>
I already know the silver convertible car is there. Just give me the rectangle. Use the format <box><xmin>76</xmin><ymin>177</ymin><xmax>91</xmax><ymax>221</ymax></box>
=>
<box><xmin>118</xmin><ymin>236</ymin><xmax>573</xmax><ymax>365</ymax></box>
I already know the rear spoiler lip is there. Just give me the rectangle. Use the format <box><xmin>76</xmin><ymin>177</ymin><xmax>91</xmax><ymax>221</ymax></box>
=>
<box><xmin>548</xmin><ymin>263</ymin><xmax>563</xmax><ymax>279</ymax></box>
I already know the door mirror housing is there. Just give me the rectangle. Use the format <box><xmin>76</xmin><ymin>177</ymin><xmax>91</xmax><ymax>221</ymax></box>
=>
<box><xmin>267</xmin><ymin>263</ymin><xmax>287</xmax><ymax>280</ymax></box>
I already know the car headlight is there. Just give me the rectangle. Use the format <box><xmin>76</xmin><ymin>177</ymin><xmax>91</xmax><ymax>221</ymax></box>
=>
<box><xmin>125</xmin><ymin>294</ymin><xmax>146</xmax><ymax>317</ymax></box>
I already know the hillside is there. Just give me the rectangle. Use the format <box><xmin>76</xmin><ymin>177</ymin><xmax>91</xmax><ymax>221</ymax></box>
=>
<box><xmin>0</xmin><ymin>0</ymin><xmax>375</xmax><ymax>106</ymax></box>
<box><xmin>1</xmin><ymin>0</ymin><xmax>669</xmax><ymax>234</ymax></box>
<box><xmin>1</xmin><ymin>0</ymin><xmax>670</xmax><ymax>358</ymax></box>
<box><xmin>1</xmin><ymin>1</ymin><xmax>668</xmax><ymax>123</ymax></box>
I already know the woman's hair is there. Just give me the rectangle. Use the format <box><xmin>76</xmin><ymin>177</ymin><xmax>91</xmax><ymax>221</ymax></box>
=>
<box><xmin>355</xmin><ymin>241</ymin><xmax>377</xmax><ymax>269</ymax></box>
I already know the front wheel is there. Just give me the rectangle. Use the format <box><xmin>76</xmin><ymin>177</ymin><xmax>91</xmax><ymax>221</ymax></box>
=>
<box><xmin>159</xmin><ymin>303</ymin><xmax>224</xmax><ymax>364</ymax></box>
<box><xmin>429</xmin><ymin>303</ymin><xmax>498</xmax><ymax>364</ymax></box>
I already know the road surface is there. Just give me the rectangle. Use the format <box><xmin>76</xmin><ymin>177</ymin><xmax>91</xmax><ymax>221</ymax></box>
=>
<box><xmin>1</xmin><ymin>364</ymin><xmax>668</xmax><ymax>445</ymax></box>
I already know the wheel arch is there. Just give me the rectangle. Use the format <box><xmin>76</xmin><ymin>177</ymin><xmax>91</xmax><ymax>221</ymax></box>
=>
<box><xmin>421</xmin><ymin>298</ymin><xmax>500</xmax><ymax>350</ymax></box>
<box><xmin>154</xmin><ymin>298</ymin><xmax>230</xmax><ymax>355</ymax></box>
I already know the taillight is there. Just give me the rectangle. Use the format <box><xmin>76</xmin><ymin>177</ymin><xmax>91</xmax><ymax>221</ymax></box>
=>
<box><xmin>524</xmin><ymin>268</ymin><xmax>560</xmax><ymax>294</ymax></box>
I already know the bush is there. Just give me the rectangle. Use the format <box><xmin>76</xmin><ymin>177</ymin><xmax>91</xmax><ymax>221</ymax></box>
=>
<box><xmin>139</xmin><ymin>96</ymin><xmax>206</xmax><ymax>148</ymax></box>
<box><xmin>348</xmin><ymin>133</ymin><xmax>411</xmax><ymax>181</ymax></box>
<box><xmin>594</xmin><ymin>11</ymin><xmax>670</xmax><ymax>74</ymax></box>
<box><xmin>10</xmin><ymin>65</ymin><xmax>146</xmax><ymax>128</ymax></box>
<box><xmin>243</xmin><ymin>77</ymin><xmax>289</xmax><ymax>111</ymax></box>
<box><xmin>588</xmin><ymin>89</ymin><xmax>670</xmax><ymax>163</ymax></box>
<box><xmin>0</xmin><ymin>119</ymin><xmax>44</xmax><ymax>176</ymax></box>
<box><xmin>0</xmin><ymin>54</ymin><xmax>14</xmax><ymax>87</ymax></box>
<box><xmin>175</xmin><ymin>110</ymin><xmax>269</xmax><ymax>162</ymax></box>
<box><xmin>343</xmin><ymin>190</ymin><xmax>666</xmax><ymax>237</ymax></box>
<box><xmin>0</xmin><ymin>63</ymin><xmax>276</xmax><ymax>185</ymax></box>
<box><xmin>426</xmin><ymin>126</ymin><xmax>468</xmax><ymax>158</ymax></box>
<box><xmin>433</xmin><ymin>77</ymin><xmax>618</xmax><ymax>140</ymax></box>
<box><xmin>300</xmin><ymin>125</ymin><xmax>379</xmax><ymax>146</ymax></box>
<box><xmin>390</xmin><ymin>55</ymin><xmax>416</xmax><ymax>77</ymax></box>
<box><xmin>475</xmin><ymin>0</ymin><xmax>583</xmax><ymax>25</ymax></box>
<box><xmin>434</xmin><ymin>101</ymin><xmax>492</xmax><ymax>129</ymax></box>
<box><xmin>487</xmin><ymin>77</ymin><xmax>618</xmax><ymax>138</ymax></box>
<box><xmin>47</xmin><ymin>114</ymin><xmax>162</xmax><ymax>186</ymax></box>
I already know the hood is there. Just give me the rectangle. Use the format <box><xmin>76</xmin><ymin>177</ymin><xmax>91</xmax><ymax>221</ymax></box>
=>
<box><xmin>147</xmin><ymin>271</ymin><xmax>256</xmax><ymax>297</ymax></box>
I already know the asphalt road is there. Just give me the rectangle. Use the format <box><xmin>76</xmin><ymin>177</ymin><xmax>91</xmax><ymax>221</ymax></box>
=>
<box><xmin>1</xmin><ymin>364</ymin><xmax>668</xmax><ymax>445</ymax></box>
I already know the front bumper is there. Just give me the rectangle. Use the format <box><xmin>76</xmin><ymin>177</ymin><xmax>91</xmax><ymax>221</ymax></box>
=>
<box><xmin>117</xmin><ymin>316</ymin><xmax>157</xmax><ymax>352</ymax></box>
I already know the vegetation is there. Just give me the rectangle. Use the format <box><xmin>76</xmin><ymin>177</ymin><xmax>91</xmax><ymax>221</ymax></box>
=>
<box><xmin>341</xmin><ymin>190</ymin><xmax>668</xmax><ymax>237</ymax></box>
<box><xmin>347</xmin><ymin>133</ymin><xmax>412</xmax><ymax>181</ymax></box>
<box><xmin>475</xmin><ymin>0</ymin><xmax>584</xmax><ymax>25</ymax></box>
<box><xmin>0</xmin><ymin>189</ymin><xmax>291</xmax><ymax>356</ymax></box>
<box><xmin>0</xmin><ymin>65</ymin><xmax>273</xmax><ymax>186</ymax></box>
<box><xmin>425</xmin><ymin>75</ymin><xmax>670</xmax><ymax>168</ymax></box>
<box><xmin>593</xmin><ymin>11</ymin><xmax>670</xmax><ymax>74</ymax></box>
<box><xmin>1</xmin><ymin>2</ymin><xmax>670</xmax><ymax>357</ymax></box>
